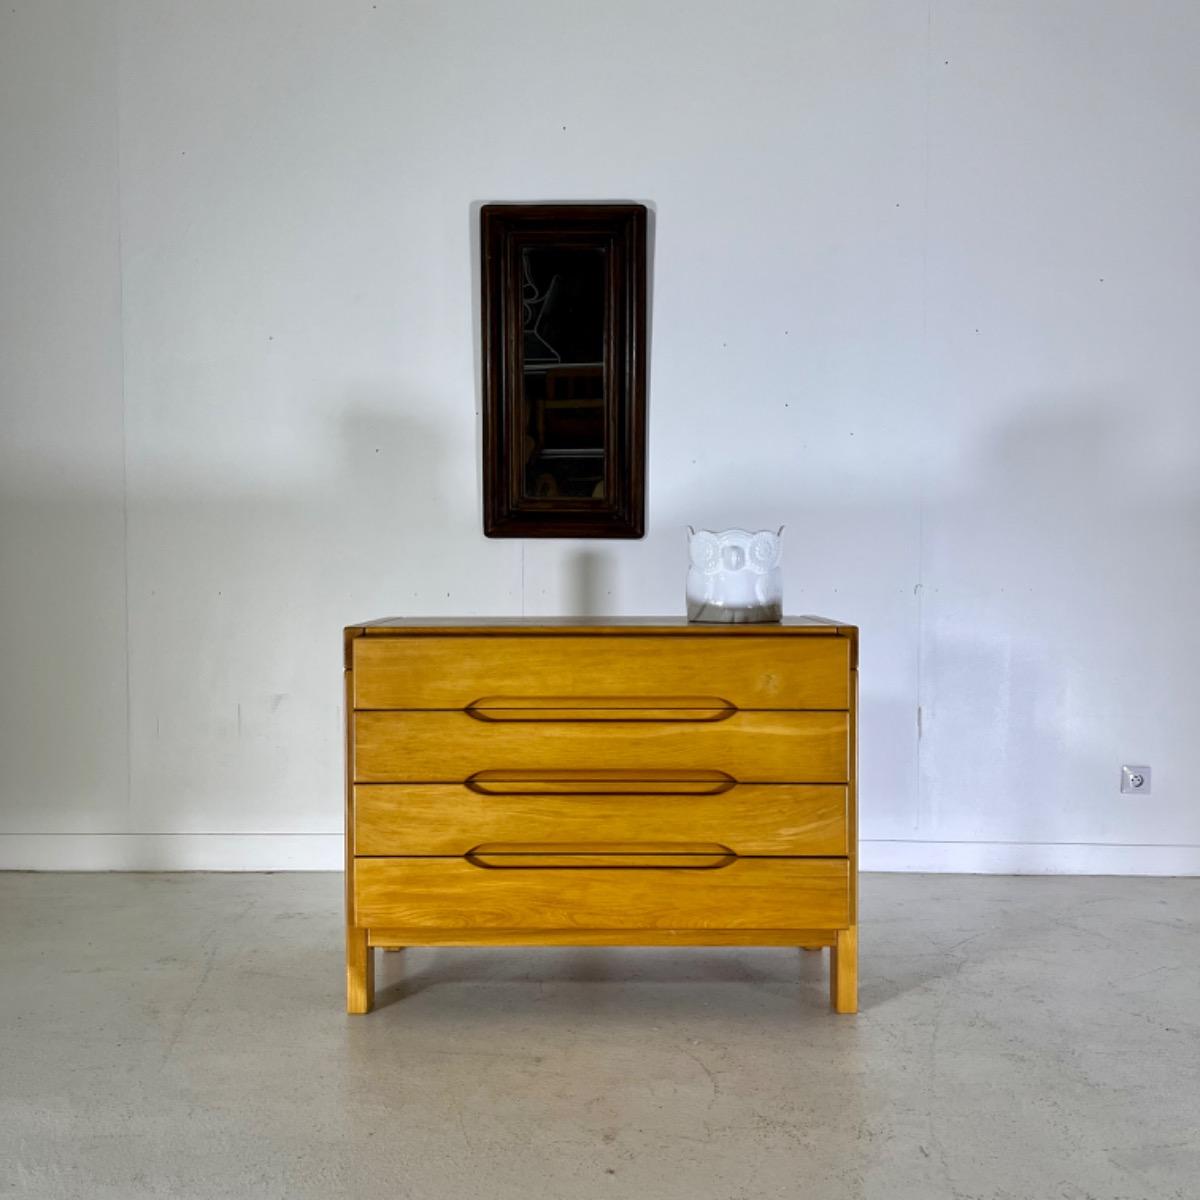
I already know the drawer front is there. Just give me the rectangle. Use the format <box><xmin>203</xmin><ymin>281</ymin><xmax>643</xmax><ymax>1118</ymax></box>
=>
<box><xmin>353</xmin><ymin>710</ymin><xmax>849</xmax><ymax>783</ymax></box>
<box><xmin>353</xmin><ymin>855</ymin><xmax>850</xmax><ymax>930</ymax></box>
<box><xmin>352</xmin><ymin>634</ymin><xmax>849</xmax><ymax>710</ymax></box>
<box><xmin>353</xmin><ymin>782</ymin><xmax>847</xmax><ymax>856</ymax></box>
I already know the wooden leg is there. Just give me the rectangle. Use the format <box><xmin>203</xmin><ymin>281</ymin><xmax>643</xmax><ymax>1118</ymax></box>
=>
<box><xmin>830</xmin><ymin>926</ymin><xmax>857</xmax><ymax>1014</ymax></box>
<box><xmin>346</xmin><ymin>926</ymin><xmax>374</xmax><ymax>1014</ymax></box>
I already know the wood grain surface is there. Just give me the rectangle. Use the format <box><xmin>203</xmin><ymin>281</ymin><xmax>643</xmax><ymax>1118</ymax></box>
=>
<box><xmin>353</xmin><ymin>782</ymin><xmax>847</xmax><ymax>856</ymax></box>
<box><xmin>353</xmin><ymin>709</ymin><xmax>849</xmax><ymax>783</ymax></box>
<box><xmin>353</xmin><ymin>856</ymin><xmax>850</xmax><ymax>931</ymax></box>
<box><xmin>352</xmin><ymin>632</ymin><xmax>851</xmax><ymax>710</ymax></box>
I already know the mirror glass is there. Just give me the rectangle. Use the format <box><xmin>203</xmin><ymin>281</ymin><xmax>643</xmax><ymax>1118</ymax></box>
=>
<box><xmin>481</xmin><ymin>203</ymin><xmax>645</xmax><ymax>539</ymax></box>
<box><xmin>520</xmin><ymin>245</ymin><xmax>608</xmax><ymax>500</ymax></box>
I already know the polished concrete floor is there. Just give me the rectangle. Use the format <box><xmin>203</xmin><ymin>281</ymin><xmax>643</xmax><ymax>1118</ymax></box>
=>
<box><xmin>1</xmin><ymin>873</ymin><xmax>1197</xmax><ymax>1200</ymax></box>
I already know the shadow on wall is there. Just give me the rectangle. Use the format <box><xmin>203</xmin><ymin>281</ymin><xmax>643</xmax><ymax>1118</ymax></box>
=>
<box><xmin>566</xmin><ymin>550</ymin><xmax>612</xmax><ymax>615</ymax></box>
<box><xmin>0</xmin><ymin>391</ymin><xmax>513</xmax><ymax>844</ymax></box>
<box><xmin>631</xmin><ymin>390</ymin><xmax>1199</xmax><ymax>845</ymax></box>
<box><xmin>913</xmin><ymin>394</ymin><xmax>1200</xmax><ymax>845</ymax></box>
<box><xmin>5</xmin><ymin>384</ymin><xmax>1197</xmax><ymax>852</ymax></box>
<box><xmin>0</xmin><ymin>481</ymin><xmax>130</xmax><ymax>833</ymax></box>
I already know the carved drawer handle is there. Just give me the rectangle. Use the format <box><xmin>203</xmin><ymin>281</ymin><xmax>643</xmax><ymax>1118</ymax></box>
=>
<box><xmin>464</xmin><ymin>844</ymin><xmax>737</xmax><ymax>870</ymax></box>
<box><xmin>465</xmin><ymin>770</ymin><xmax>737</xmax><ymax>796</ymax></box>
<box><xmin>465</xmin><ymin>696</ymin><xmax>736</xmax><ymax>723</ymax></box>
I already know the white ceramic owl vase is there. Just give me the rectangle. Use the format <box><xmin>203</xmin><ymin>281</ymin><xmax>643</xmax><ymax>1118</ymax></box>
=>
<box><xmin>686</xmin><ymin>527</ymin><xmax>783</xmax><ymax>623</ymax></box>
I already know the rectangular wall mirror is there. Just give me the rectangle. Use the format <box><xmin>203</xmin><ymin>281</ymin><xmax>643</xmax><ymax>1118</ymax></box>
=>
<box><xmin>481</xmin><ymin>203</ymin><xmax>647</xmax><ymax>538</ymax></box>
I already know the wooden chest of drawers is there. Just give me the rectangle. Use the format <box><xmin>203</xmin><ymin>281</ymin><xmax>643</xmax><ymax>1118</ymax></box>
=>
<box><xmin>343</xmin><ymin>617</ymin><xmax>858</xmax><ymax>1014</ymax></box>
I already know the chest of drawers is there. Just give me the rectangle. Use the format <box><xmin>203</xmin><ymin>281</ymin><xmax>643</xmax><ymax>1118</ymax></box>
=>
<box><xmin>344</xmin><ymin>617</ymin><xmax>858</xmax><ymax>1014</ymax></box>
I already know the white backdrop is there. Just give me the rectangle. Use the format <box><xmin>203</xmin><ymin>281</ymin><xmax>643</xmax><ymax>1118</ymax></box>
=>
<box><xmin>3</xmin><ymin>1</ymin><xmax>1198</xmax><ymax>872</ymax></box>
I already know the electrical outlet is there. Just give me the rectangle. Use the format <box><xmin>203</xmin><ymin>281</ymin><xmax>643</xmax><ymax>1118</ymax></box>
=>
<box><xmin>1121</xmin><ymin>765</ymin><xmax>1151</xmax><ymax>795</ymax></box>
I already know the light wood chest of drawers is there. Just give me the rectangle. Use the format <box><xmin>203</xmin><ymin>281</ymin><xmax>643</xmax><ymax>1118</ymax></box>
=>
<box><xmin>344</xmin><ymin>617</ymin><xmax>858</xmax><ymax>1014</ymax></box>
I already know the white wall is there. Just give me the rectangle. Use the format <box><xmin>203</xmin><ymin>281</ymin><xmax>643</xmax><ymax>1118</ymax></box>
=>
<box><xmin>3</xmin><ymin>0</ymin><xmax>1198</xmax><ymax>873</ymax></box>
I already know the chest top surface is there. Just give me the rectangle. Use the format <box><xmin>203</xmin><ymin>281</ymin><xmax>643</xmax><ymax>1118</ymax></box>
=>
<box><xmin>344</xmin><ymin>616</ymin><xmax>857</xmax><ymax>663</ymax></box>
<box><xmin>347</xmin><ymin>615</ymin><xmax>852</xmax><ymax>632</ymax></box>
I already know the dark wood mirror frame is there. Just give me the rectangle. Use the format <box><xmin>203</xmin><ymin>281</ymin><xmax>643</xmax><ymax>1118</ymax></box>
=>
<box><xmin>481</xmin><ymin>203</ymin><xmax>647</xmax><ymax>538</ymax></box>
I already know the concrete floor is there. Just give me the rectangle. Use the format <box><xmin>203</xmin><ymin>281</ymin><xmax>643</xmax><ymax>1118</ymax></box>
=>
<box><xmin>1</xmin><ymin>874</ymin><xmax>1197</xmax><ymax>1200</ymax></box>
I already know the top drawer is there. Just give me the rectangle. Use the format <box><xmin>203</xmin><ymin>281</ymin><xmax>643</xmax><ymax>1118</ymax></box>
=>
<box><xmin>352</xmin><ymin>634</ymin><xmax>850</xmax><ymax>711</ymax></box>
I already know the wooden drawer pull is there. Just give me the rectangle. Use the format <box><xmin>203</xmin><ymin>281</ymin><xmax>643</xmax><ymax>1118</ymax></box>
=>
<box><xmin>464</xmin><ymin>847</ymin><xmax>737</xmax><ymax>870</ymax></box>
<box><xmin>465</xmin><ymin>697</ymin><xmax>736</xmax><ymax>723</ymax></box>
<box><xmin>465</xmin><ymin>770</ymin><xmax>736</xmax><ymax>796</ymax></box>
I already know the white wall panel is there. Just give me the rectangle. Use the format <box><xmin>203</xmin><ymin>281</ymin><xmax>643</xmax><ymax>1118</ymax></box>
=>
<box><xmin>2</xmin><ymin>1</ymin><xmax>1197</xmax><ymax>871</ymax></box>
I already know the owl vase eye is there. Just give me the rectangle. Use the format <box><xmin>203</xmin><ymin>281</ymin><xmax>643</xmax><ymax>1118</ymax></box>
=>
<box><xmin>748</xmin><ymin>532</ymin><xmax>780</xmax><ymax>573</ymax></box>
<box><xmin>689</xmin><ymin>531</ymin><xmax>722</xmax><ymax>573</ymax></box>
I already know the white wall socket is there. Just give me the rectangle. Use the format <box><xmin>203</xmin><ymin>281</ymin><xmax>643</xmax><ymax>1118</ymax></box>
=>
<box><xmin>1121</xmin><ymin>765</ymin><xmax>1152</xmax><ymax>794</ymax></box>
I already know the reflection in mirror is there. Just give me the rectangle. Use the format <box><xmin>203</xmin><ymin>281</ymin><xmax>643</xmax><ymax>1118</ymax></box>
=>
<box><xmin>481</xmin><ymin>203</ymin><xmax>646</xmax><ymax>538</ymax></box>
<box><xmin>520</xmin><ymin>246</ymin><xmax>607</xmax><ymax>500</ymax></box>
